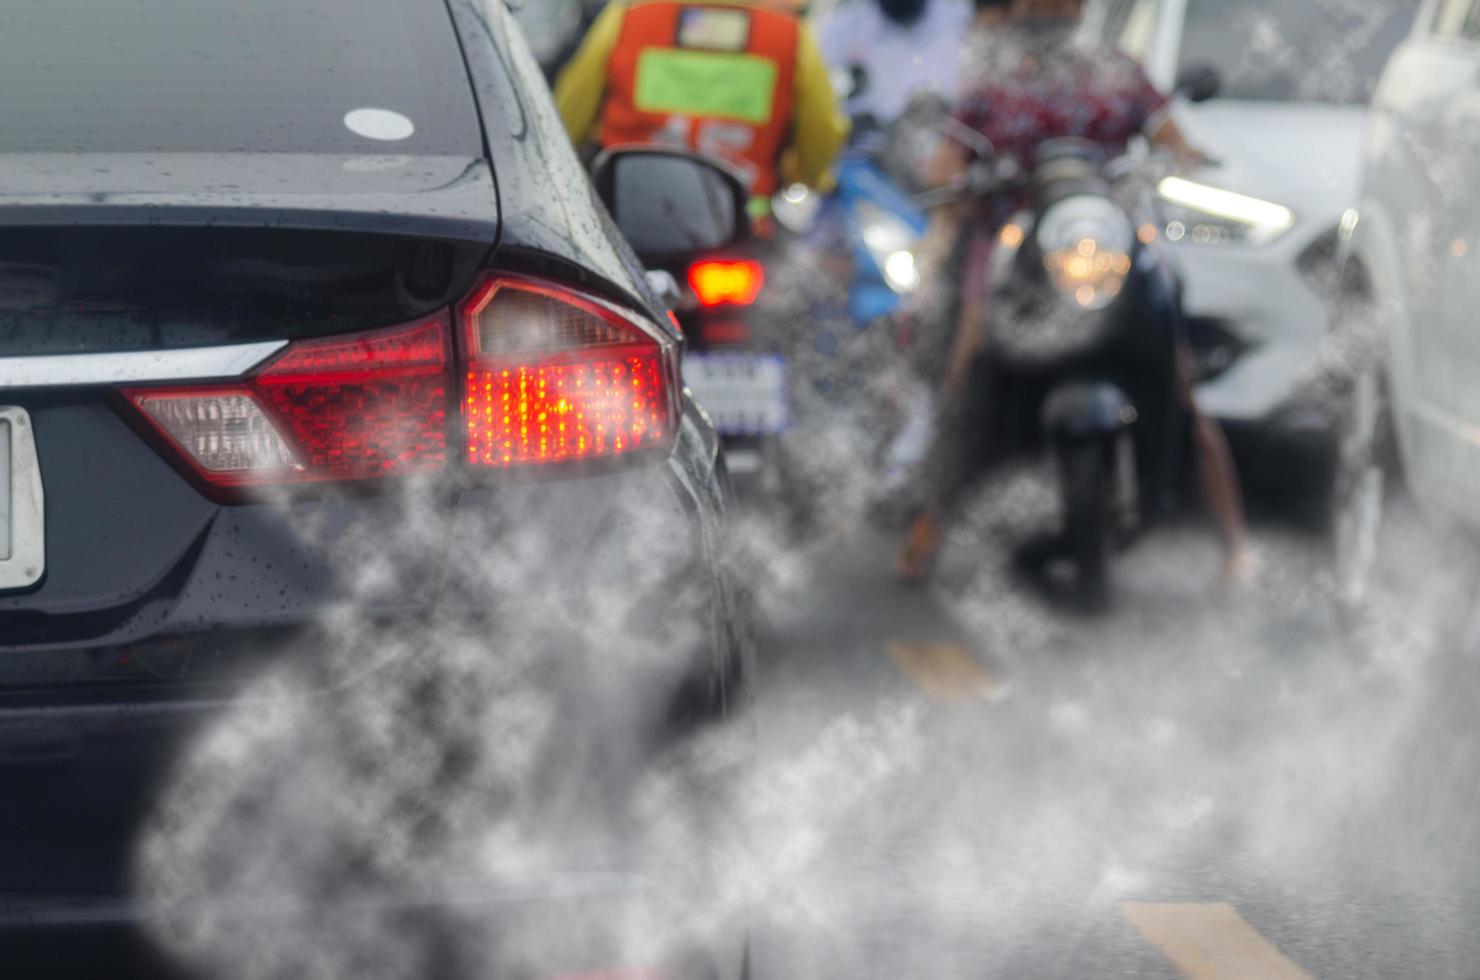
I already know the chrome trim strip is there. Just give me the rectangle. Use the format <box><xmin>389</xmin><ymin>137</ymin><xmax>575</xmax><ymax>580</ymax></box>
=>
<box><xmin>0</xmin><ymin>406</ymin><xmax>44</xmax><ymax>591</ymax></box>
<box><xmin>0</xmin><ymin>341</ymin><xmax>288</xmax><ymax>389</ymax></box>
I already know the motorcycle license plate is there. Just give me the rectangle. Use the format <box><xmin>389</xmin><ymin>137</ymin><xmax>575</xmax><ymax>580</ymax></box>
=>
<box><xmin>0</xmin><ymin>406</ymin><xmax>44</xmax><ymax>592</ymax></box>
<box><xmin>683</xmin><ymin>353</ymin><xmax>788</xmax><ymax>436</ymax></box>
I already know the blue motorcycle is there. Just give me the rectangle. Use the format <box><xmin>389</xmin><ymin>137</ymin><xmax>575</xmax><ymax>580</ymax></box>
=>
<box><xmin>773</xmin><ymin>115</ymin><xmax>930</xmax><ymax>331</ymax></box>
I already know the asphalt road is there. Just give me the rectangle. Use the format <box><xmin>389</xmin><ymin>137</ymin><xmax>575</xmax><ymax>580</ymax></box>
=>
<box><xmin>739</xmin><ymin>475</ymin><xmax>1480</xmax><ymax>980</ymax></box>
<box><xmin>14</xmin><ymin>460</ymin><xmax>1476</xmax><ymax>980</ymax></box>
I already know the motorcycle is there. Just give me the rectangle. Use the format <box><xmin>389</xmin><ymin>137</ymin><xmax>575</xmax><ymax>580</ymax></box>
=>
<box><xmin>934</xmin><ymin>135</ymin><xmax>1195</xmax><ymax>607</ymax></box>
<box><xmin>590</xmin><ymin>155</ymin><xmax>850</xmax><ymax>507</ymax></box>
<box><xmin>771</xmin><ymin>63</ymin><xmax>932</xmax><ymax>331</ymax></box>
<box><xmin>757</xmin><ymin>92</ymin><xmax>942</xmax><ymax>510</ymax></box>
<box><xmin>772</xmin><ymin>121</ymin><xmax>930</xmax><ymax>330</ymax></box>
<box><xmin>592</xmin><ymin>151</ymin><xmax>795</xmax><ymax>495</ymax></box>
<box><xmin>636</xmin><ymin>62</ymin><xmax>936</xmax><ymax>502</ymax></box>
<box><xmin>656</xmin><ymin>143</ymin><xmax>925</xmax><ymax>500</ymax></box>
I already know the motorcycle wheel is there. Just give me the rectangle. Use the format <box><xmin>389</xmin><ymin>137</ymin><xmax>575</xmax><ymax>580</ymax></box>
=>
<box><xmin>1332</xmin><ymin>366</ymin><xmax>1393</xmax><ymax>626</ymax></box>
<box><xmin>1060</xmin><ymin>440</ymin><xmax>1115</xmax><ymax>610</ymax></box>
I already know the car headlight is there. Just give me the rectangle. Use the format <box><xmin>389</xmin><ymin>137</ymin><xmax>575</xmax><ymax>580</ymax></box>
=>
<box><xmin>1155</xmin><ymin>176</ymin><xmax>1295</xmax><ymax>247</ymax></box>
<box><xmin>1037</xmin><ymin>195</ymin><xmax>1134</xmax><ymax>311</ymax></box>
<box><xmin>857</xmin><ymin>201</ymin><xmax>922</xmax><ymax>293</ymax></box>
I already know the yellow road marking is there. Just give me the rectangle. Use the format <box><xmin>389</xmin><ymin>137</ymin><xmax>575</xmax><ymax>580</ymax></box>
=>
<box><xmin>1122</xmin><ymin>903</ymin><xmax>1315</xmax><ymax>980</ymax></box>
<box><xmin>885</xmin><ymin>641</ymin><xmax>1002</xmax><ymax>703</ymax></box>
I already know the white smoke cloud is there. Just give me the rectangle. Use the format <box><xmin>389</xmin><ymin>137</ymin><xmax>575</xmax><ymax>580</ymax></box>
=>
<box><xmin>132</xmin><ymin>9</ymin><xmax>1480</xmax><ymax>979</ymax></box>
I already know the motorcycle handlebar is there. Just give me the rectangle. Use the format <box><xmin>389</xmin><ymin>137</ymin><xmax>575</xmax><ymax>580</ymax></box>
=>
<box><xmin>912</xmin><ymin>157</ymin><xmax>1022</xmax><ymax>211</ymax></box>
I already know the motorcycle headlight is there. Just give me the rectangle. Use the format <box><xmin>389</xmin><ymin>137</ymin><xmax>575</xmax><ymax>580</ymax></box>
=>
<box><xmin>857</xmin><ymin>201</ymin><xmax>923</xmax><ymax>293</ymax></box>
<box><xmin>1037</xmin><ymin>195</ymin><xmax>1135</xmax><ymax>311</ymax></box>
<box><xmin>1155</xmin><ymin>177</ymin><xmax>1295</xmax><ymax>248</ymax></box>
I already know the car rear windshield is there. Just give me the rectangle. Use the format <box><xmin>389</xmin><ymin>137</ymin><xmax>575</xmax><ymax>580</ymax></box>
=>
<box><xmin>1177</xmin><ymin>0</ymin><xmax>1419</xmax><ymax>105</ymax></box>
<box><xmin>0</xmin><ymin>0</ymin><xmax>483</xmax><ymax>155</ymax></box>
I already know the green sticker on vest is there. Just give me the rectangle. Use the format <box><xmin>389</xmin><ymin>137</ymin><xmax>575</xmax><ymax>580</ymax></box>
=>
<box><xmin>634</xmin><ymin>49</ymin><xmax>778</xmax><ymax>125</ymax></box>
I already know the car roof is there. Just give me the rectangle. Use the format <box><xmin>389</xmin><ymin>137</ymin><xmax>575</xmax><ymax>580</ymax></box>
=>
<box><xmin>1</xmin><ymin>0</ymin><xmax>484</xmax><ymax>158</ymax></box>
<box><xmin>0</xmin><ymin>0</ymin><xmax>503</xmax><ymax>243</ymax></box>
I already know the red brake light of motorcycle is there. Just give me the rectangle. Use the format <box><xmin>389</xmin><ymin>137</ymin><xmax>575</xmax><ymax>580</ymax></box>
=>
<box><xmin>125</xmin><ymin>315</ymin><xmax>450</xmax><ymax>488</ymax></box>
<box><xmin>688</xmin><ymin>259</ymin><xmax>764</xmax><ymax>308</ymax></box>
<box><xmin>461</xmin><ymin>275</ymin><xmax>680</xmax><ymax>469</ymax></box>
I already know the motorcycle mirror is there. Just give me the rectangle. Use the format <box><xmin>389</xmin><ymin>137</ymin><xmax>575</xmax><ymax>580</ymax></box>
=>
<box><xmin>1175</xmin><ymin>65</ymin><xmax>1221</xmax><ymax>104</ymax></box>
<box><xmin>644</xmin><ymin>270</ymin><xmax>683</xmax><ymax>310</ymax></box>
<box><xmin>591</xmin><ymin>146</ymin><xmax>754</xmax><ymax>266</ymax></box>
<box><xmin>833</xmin><ymin>64</ymin><xmax>869</xmax><ymax>100</ymax></box>
<box><xmin>772</xmin><ymin>184</ymin><xmax>821</xmax><ymax>236</ymax></box>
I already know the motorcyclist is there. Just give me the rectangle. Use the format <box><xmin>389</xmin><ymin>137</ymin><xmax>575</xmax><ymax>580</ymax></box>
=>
<box><xmin>817</xmin><ymin>0</ymin><xmax>972</xmax><ymax>127</ymax></box>
<box><xmin>896</xmin><ymin>0</ymin><xmax>1252</xmax><ymax>584</ymax></box>
<box><xmin>554</xmin><ymin>0</ymin><xmax>850</xmax><ymax>198</ymax></box>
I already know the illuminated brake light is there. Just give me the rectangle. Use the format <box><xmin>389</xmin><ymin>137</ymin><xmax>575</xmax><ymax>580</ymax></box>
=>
<box><xmin>688</xmin><ymin>259</ymin><xmax>764</xmax><ymax>308</ymax></box>
<box><xmin>125</xmin><ymin>315</ymin><xmax>450</xmax><ymax>488</ymax></box>
<box><xmin>125</xmin><ymin>276</ymin><xmax>679</xmax><ymax>491</ymax></box>
<box><xmin>461</xmin><ymin>275</ymin><xmax>679</xmax><ymax>468</ymax></box>
<box><xmin>254</xmin><ymin>317</ymin><xmax>448</xmax><ymax>477</ymax></box>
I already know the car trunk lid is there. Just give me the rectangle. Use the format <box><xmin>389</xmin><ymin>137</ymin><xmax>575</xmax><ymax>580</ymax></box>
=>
<box><xmin>0</xmin><ymin>152</ymin><xmax>500</xmax><ymax>249</ymax></box>
<box><xmin>0</xmin><ymin>186</ymin><xmax>496</xmax><ymax>662</ymax></box>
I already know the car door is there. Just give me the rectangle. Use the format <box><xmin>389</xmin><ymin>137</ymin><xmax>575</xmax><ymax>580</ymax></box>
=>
<box><xmin>1372</xmin><ymin>0</ymin><xmax>1480</xmax><ymax>504</ymax></box>
<box><xmin>1428</xmin><ymin>1</ymin><xmax>1480</xmax><ymax>428</ymax></box>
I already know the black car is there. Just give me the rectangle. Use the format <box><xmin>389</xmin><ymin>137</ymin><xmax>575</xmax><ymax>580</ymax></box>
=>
<box><xmin>0</xmin><ymin>2</ymin><xmax>752</xmax><ymax>977</ymax></box>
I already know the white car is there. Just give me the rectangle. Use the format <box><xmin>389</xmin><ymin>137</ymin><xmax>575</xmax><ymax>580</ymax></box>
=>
<box><xmin>1089</xmin><ymin>0</ymin><xmax>1418</xmax><ymax>470</ymax></box>
<box><xmin>1344</xmin><ymin>0</ymin><xmax>1480</xmax><ymax>605</ymax></box>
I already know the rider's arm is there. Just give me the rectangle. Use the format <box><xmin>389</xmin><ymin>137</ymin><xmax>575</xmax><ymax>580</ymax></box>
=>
<box><xmin>1147</xmin><ymin>115</ymin><xmax>1211</xmax><ymax>170</ymax></box>
<box><xmin>1129</xmin><ymin>60</ymin><xmax>1211</xmax><ymax>169</ymax></box>
<box><xmin>783</xmin><ymin>23</ymin><xmax>851</xmax><ymax>190</ymax></box>
<box><xmin>553</xmin><ymin>1</ymin><xmax>627</xmax><ymax>148</ymax></box>
<box><xmin>921</xmin><ymin>139</ymin><xmax>969</xmax><ymax>189</ymax></box>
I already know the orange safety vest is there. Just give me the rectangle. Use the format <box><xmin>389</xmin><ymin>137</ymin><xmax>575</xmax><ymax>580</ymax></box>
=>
<box><xmin>598</xmin><ymin>1</ymin><xmax>800</xmax><ymax>196</ymax></box>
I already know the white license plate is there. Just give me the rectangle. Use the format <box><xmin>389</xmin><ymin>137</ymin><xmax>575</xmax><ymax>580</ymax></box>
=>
<box><xmin>684</xmin><ymin>353</ymin><xmax>789</xmax><ymax>436</ymax></box>
<box><xmin>0</xmin><ymin>406</ymin><xmax>44</xmax><ymax>591</ymax></box>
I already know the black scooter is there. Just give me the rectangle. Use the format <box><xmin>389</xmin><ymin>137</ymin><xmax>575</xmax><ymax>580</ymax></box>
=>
<box><xmin>934</xmin><ymin>136</ymin><xmax>1193</xmax><ymax>607</ymax></box>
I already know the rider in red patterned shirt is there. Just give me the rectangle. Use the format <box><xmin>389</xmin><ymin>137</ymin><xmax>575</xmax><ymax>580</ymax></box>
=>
<box><xmin>954</xmin><ymin>14</ymin><xmax>1173</xmax><ymax>170</ymax></box>
<box><xmin>898</xmin><ymin>0</ymin><xmax>1252</xmax><ymax>585</ymax></box>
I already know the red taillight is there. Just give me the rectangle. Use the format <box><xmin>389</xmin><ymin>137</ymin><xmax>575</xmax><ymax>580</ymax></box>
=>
<box><xmin>688</xmin><ymin>259</ymin><xmax>764</xmax><ymax>308</ymax></box>
<box><xmin>461</xmin><ymin>275</ymin><xmax>679</xmax><ymax>468</ymax></box>
<box><xmin>125</xmin><ymin>316</ymin><xmax>450</xmax><ymax>488</ymax></box>
<box><xmin>698</xmin><ymin>319</ymin><xmax>752</xmax><ymax>347</ymax></box>
<box><xmin>121</xmin><ymin>275</ymin><xmax>677</xmax><ymax>493</ymax></box>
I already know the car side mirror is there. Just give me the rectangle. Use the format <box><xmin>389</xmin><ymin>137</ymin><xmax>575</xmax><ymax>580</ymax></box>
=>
<box><xmin>1175</xmin><ymin>65</ymin><xmax>1221</xmax><ymax>104</ymax></box>
<box><xmin>591</xmin><ymin>147</ymin><xmax>752</xmax><ymax>266</ymax></box>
